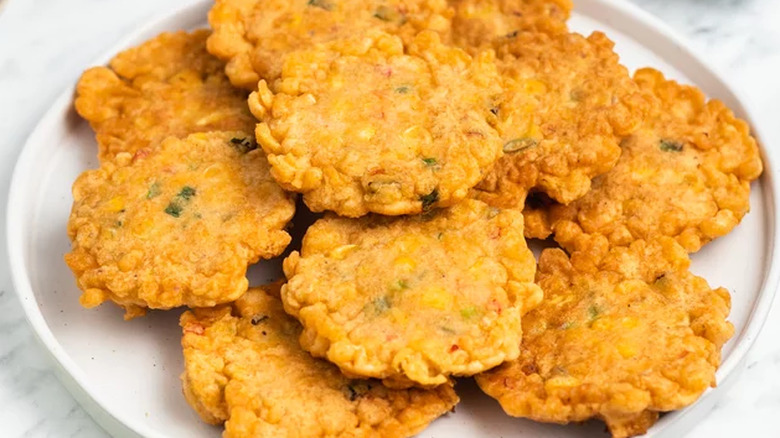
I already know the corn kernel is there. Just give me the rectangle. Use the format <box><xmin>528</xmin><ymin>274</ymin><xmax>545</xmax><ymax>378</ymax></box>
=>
<box><xmin>329</xmin><ymin>244</ymin><xmax>358</xmax><ymax>260</ymax></box>
<box><xmin>105</xmin><ymin>196</ymin><xmax>124</xmax><ymax>212</ymax></box>
<box><xmin>617</xmin><ymin>342</ymin><xmax>637</xmax><ymax>358</ymax></box>
<box><xmin>394</xmin><ymin>256</ymin><xmax>417</xmax><ymax>272</ymax></box>
<box><xmin>419</xmin><ymin>287</ymin><xmax>452</xmax><ymax>310</ymax></box>
<box><xmin>524</xmin><ymin>79</ymin><xmax>548</xmax><ymax>94</ymax></box>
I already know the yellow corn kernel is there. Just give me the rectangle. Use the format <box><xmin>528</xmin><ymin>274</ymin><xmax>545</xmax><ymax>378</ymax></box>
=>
<box><xmin>169</xmin><ymin>69</ymin><xmax>201</xmax><ymax>87</ymax></box>
<box><xmin>396</xmin><ymin>234</ymin><xmax>426</xmax><ymax>253</ymax></box>
<box><xmin>524</xmin><ymin>123</ymin><xmax>542</xmax><ymax>140</ymax></box>
<box><xmin>105</xmin><ymin>196</ymin><xmax>124</xmax><ymax>212</ymax></box>
<box><xmin>419</xmin><ymin>287</ymin><xmax>452</xmax><ymax>310</ymax></box>
<box><xmin>591</xmin><ymin>318</ymin><xmax>613</xmax><ymax>330</ymax></box>
<box><xmin>132</xmin><ymin>217</ymin><xmax>155</xmax><ymax>237</ymax></box>
<box><xmin>617</xmin><ymin>342</ymin><xmax>637</xmax><ymax>359</ymax></box>
<box><xmin>621</xmin><ymin>317</ymin><xmax>639</xmax><ymax>329</ymax></box>
<box><xmin>389</xmin><ymin>308</ymin><xmax>408</xmax><ymax>326</ymax></box>
<box><xmin>329</xmin><ymin>244</ymin><xmax>358</xmax><ymax>260</ymax></box>
<box><xmin>195</xmin><ymin>112</ymin><xmax>228</xmax><ymax>126</ymax></box>
<box><xmin>394</xmin><ymin>256</ymin><xmax>417</xmax><ymax>272</ymax></box>
<box><xmin>545</xmin><ymin>375</ymin><xmax>580</xmax><ymax>390</ymax></box>
<box><xmin>524</xmin><ymin>79</ymin><xmax>548</xmax><ymax>94</ymax></box>
<box><xmin>356</xmin><ymin>126</ymin><xmax>376</xmax><ymax>141</ymax></box>
<box><xmin>631</xmin><ymin>166</ymin><xmax>655</xmax><ymax>180</ymax></box>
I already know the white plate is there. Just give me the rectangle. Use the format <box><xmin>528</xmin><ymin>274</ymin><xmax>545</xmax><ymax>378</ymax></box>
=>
<box><xmin>7</xmin><ymin>0</ymin><xmax>779</xmax><ymax>437</ymax></box>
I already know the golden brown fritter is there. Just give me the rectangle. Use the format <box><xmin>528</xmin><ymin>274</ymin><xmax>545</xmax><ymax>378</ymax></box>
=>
<box><xmin>181</xmin><ymin>284</ymin><xmax>459</xmax><ymax>437</ymax></box>
<box><xmin>65</xmin><ymin>132</ymin><xmax>295</xmax><ymax>319</ymax></box>
<box><xmin>207</xmin><ymin>0</ymin><xmax>453</xmax><ymax>89</ymax></box>
<box><xmin>282</xmin><ymin>199</ymin><xmax>542</xmax><ymax>387</ymax></box>
<box><xmin>74</xmin><ymin>30</ymin><xmax>255</xmax><ymax>163</ymax></box>
<box><xmin>537</xmin><ymin>68</ymin><xmax>763</xmax><ymax>254</ymax></box>
<box><xmin>476</xmin><ymin>239</ymin><xmax>734</xmax><ymax>438</ymax></box>
<box><xmin>450</xmin><ymin>0</ymin><xmax>573</xmax><ymax>53</ymax></box>
<box><xmin>472</xmin><ymin>31</ymin><xmax>647</xmax><ymax>209</ymax></box>
<box><xmin>249</xmin><ymin>30</ymin><xmax>504</xmax><ymax>217</ymax></box>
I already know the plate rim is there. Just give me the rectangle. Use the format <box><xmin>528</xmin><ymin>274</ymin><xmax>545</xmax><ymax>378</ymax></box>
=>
<box><xmin>6</xmin><ymin>0</ymin><xmax>780</xmax><ymax>437</ymax></box>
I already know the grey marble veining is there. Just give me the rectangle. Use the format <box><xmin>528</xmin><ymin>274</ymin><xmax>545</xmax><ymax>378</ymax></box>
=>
<box><xmin>1</xmin><ymin>0</ymin><xmax>779</xmax><ymax>436</ymax></box>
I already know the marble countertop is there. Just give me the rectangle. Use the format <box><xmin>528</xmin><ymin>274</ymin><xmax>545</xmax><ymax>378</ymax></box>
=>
<box><xmin>1</xmin><ymin>0</ymin><xmax>779</xmax><ymax>436</ymax></box>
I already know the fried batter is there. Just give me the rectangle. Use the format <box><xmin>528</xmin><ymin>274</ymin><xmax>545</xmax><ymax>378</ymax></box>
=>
<box><xmin>249</xmin><ymin>30</ymin><xmax>504</xmax><ymax>217</ymax></box>
<box><xmin>472</xmin><ymin>31</ymin><xmax>646</xmax><ymax>209</ymax></box>
<box><xmin>476</xmin><ymin>239</ymin><xmax>734</xmax><ymax>438</ymax></box>
<box><xmin>207</xmin><ymin>0</ymin><xmax>453</xmax><ymax>89</ymax></box>
<box><xmin>538</xmin><ymin>68</ymin><xmax>763</xmax><ymax>254</ymax></box>
<box><xmin>65</xmin><ymin>132</ymin><xmax>295</xmax><ymax>319</ymax></box>
<box><xmin>450</xmin><ymin>0</ymin><xmax>573</xmax><ymax>53</ymax></box>
<box><xmin>282</xmin><ymin>199</ymin><xmax>542</xmax><ymax>387</ymax></box>
<box><xmin>74</xmin><ymin>30</ymin><xmax>255</xmax><ymax>162</ymax></box>
<box><xmin>181</xmin><ymin>283</ymin><xmax>459</xmax><ymax>437</ymax></box>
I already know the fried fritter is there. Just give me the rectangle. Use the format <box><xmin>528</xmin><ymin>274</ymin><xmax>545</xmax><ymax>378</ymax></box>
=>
<box><xmin>74</xmin><ymin>30</ymin><xmax>255</xmax><ymax>163</ymax></box>
<box><xmin>472</xmin><ymin>31</ymin><xmax>647</xmax><ymax>209</ymax></box>
<box><xmin>249</xmin><ymin>30</ymin><xmax>504</xmax><ymax>217</ymax></box>
<box><xmin>536</xmin><ymin>68</ymin><xmax>763</xmax><ymax>254</ymax></box>
<box><xmin>207</xmin><ymin>0</ymin><xmax>453</xmax><ymax>89</ymax></box>
<box><xmin>476</xmin><ymin>239</ymin><xmax>734</xmax><ymax>438</ymax></box>
<box><xmin>181</xmin><ymin>283</ymin><xmax>459</xmax><ymax>437</ymax></box>
<box><xmin>450</xmin><ymin>0</ymin><xmax>573</xmax><ymax>53</ymax></box>
<box><xmin>65</xmin><ymin>132</ymin><xmax>295</xmax><ymax>319</ymax></box>
<box><xmin>282</xmin><ymin>199</ymin><xmax>542</xmax><ymax>387</ymax></box>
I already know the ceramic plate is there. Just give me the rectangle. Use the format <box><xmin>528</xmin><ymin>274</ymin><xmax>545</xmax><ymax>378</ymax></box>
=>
<box><xmin>7</xmin><ymin>0</ymin><xmax>779</xmax><ymax>437</ymax></box>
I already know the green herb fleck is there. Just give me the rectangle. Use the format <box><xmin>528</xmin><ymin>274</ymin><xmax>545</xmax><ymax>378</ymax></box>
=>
<box><xmin>230</xmin><ymin>137</ymin><xmax>257</xmax><ymax>154</ymax></box>
<box><xmin>178</xmin><ymin>186</ymin><xmax>196</xmax><ymax>200</ymax></box>
<box><xmin>505</xmin><ymin>30</ymin><xmax>519</xmax><ymax>38</ymax></box>
<box><xmin>420</xmin><ymin>189</ymin><xmax>439</xmax><ymax>212</ymax></box>
<box><xmin>587</xmin><ymin>304</ymin><xmax>602</xmax><ymax>321</ymax></box>
<box><xmin>164</xmin><ymin>203</ymin><xmax>183</xmax><ymax>218</ymax></box>
<box><xmin>394</xmin><ymin>85</ymin><xmax>413</xmax><ymax>94</ymax></box>
<box><xmin>439</xmin><ymin>326</ymin><xmax>457</xmax><ymax>335</ymax></box>
<box><xmin>307</xmin><ymin>0</ymin><xmax>333</xmax><ymax>10</ymax></box>
<box><xmin>503</xmin><ymin>138</ymin><xmax>538</xmax><ymax>153</ymax></box>
<box><xmin>371</xmin><ymin>296</ymin><xmax>391</xmax><ymax>314</ymax></box>
<box><xmin>436</xmin><ymin>232</ymin><xmax>444</xmax><ymax>240</ymax></box>
<box><xmin>659</xmin><ymin>139</ymin><xmax>683</xmax><ymax>152</ymax></box>
<box><xmin>422</xmin><ymin>157</ymin><xmax>438</xmax><ymax>167</ymax></box>
<box><xmin>164</xmin><ymin>186</ymin><xmax>197</xmax><ymax>218</ymax></box>
<box><xmin>115</xmin><ymin>221</ymin><xmax>123</xmax><ymax>228</ymax></box>
<box><xmin>460</xmin><ymin>306</ymin><xmax>480</xmax><ymax>320</ymax></box>
<box><xmin>374</xmin><ymin>5</ymin><xmax>403</xmax><ymax>22</ymax></box>
<box><xmin>391</xmin><ymin>280</ymin><xmax>409</xmax><ymax>291</ymax></box>
<box><xmin>146</xmin><ymin>182</ymin><xmax>161</xmax><ymax>199</ymax></box>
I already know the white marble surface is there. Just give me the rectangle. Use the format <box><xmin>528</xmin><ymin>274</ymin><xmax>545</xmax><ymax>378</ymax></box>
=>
<box><xmin>1</xmin><ymin>0</ymin><xmax>779</xmax><ymax>436</ymax></box>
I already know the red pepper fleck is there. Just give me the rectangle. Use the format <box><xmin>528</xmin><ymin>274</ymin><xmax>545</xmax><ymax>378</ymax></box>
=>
<box><xmin>368</xmin><ymin>167</ymin><xmax>386</xmax><ymax>176</ymax></box>
<box><xmin>132</xmin><ymin>148</ymin><xmax>151</xmax><ymax>161</ymax></box>
<box><xmin>449</xmin><ymin>344</ymin><xmax>460</xmax><ymax>353</ymax></box>
<box><xmin>465</xmin><ymin>130</ymin><xmax>485</xmax><ymax>138</ymax></box>
<box><xmin>488</xmin><ymin>299</ymin><xmax>503</xmax><ymax>315</ymax></box>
